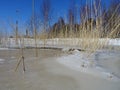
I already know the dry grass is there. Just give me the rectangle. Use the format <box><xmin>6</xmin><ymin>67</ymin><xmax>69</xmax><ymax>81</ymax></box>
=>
<box><xmin>46</xmin><ymin>2</ymin><xmax>120</xmax><ymax>55</ymax></box>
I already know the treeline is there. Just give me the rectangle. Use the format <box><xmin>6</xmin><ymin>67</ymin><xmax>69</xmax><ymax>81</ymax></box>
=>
<box><xmin>26</xmin><ymin>0</ymin><xmax>120</xmax><ymax>38</ymax></box>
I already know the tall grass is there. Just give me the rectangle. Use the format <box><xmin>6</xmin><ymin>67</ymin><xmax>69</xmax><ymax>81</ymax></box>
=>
<box><xmin>47</xmin><ymin>1</ymin><xmax>120</xmax><ymax>54</ymax></box>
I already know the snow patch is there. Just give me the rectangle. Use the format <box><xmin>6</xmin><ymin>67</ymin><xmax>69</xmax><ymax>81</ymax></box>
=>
<box><xmin>0</xmin><ymin>48</ymin><xmax>9</xmax><ymax>50</ymax></box>
<box><xmin>57</xmin><ymin>50</ymin><xmax>120</xmax><ymax>82</ymax></box>
<box><xmin>0</xmin><ymin>59</ymin><xmax>5</xmax><ymax>64</ymax></box>
<box><xmin>1</xmin><ymin>38</ymin><xmax>120</xmax><ymax>49</ymax></box>
<box><xmin>62</xmin><ymin>48</ymin><xmax>71</xmax><ymax>52</ymax></box>
<box><xmin>0</xmin><ymin>48</ymin><xmax>15</xmax><ymax>50</ymax></box>
<box><xmin>11</xmin><ymin>56</ymin><xmax>15</xmax><ymax>59</ymax></box>
<box><xmin>108</xmin><ymin>38</ymin><xmax>120</xmax><ymax>46</ymax></box>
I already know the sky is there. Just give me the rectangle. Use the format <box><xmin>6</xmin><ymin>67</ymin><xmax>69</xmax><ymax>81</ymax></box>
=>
<box><xmin>0</xmin><ymin>0</ymin><xmax>111</xmax><ymax>35</ymax></box>
<box><xmin>0</xmin><ymin>0</ymin><xmax>71</xmax><ymax>34</ymax></box>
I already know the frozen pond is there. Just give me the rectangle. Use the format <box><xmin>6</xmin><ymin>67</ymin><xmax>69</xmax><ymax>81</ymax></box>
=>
<box><xmin>95</xmin><ymin>50</ymin><xmax>120</xmax><ymax>77</ymax></box>
<box><xmin>0</xmin><ymin>48</ymin><xmax>120</xmax><ymax>90</ymax></box>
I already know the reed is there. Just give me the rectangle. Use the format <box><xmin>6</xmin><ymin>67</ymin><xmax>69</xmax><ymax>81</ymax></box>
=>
<box><xmin>47</xmin><ymin>0</ymin><xmax>120</xmax><ymax>54</ymax></box>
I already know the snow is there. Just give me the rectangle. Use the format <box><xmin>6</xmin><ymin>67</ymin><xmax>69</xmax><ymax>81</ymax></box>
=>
<box><xmin>62</xmin><ymin>48</ymin><xmax>71</xmax><ymax>52</ymax></box>
<box><xmin>10</xmin><ymin>56</ymin><xmax>16</xmax><ymax>59</ymax></box>
<box><xmin>108</xmin><ymin>38</ymin><xmax>120</xmax><ymax>46</ymax></box>
<box><xmin>0</xmin><ymin>38</ymin><xmax>120</xmax><ymax>81</ymax></box>
<box><xmin>0</xmin><ymin>48</ymin><xmax>9</xmax><ymax>50</ymax></box>
<box><xmin>0</xmin><ymin>59</ymin><xmax>5</xmax><ymax>64</ymax></box>
<box><xmin>0</xmin><ymin>48</ymin><xmax>16</xmax><ymax>50</ymax></box>
<box><xmin>0</xmin><ymin>38</ymin><xmax>120</xmax><ymax>48</ymax></box>
<box><xmin>57</xmin><ymin>50</ymin><xmax>120</xmax><ymax>82</ymax></box>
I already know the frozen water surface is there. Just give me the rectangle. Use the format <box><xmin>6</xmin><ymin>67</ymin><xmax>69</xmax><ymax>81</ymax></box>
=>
<box><xmin>0</xmin><ymin>48</ymin><xmax>120</xmax><ymax>90</ymax></box>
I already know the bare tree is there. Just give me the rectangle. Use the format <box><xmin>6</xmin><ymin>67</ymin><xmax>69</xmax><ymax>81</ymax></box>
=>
<box><xmin>50</xmin><ymin>17</ymin><xmax>65</xmax><ymax>38</ymax></box>
<box><xmin>68</xmin><ymin>0</ymin><xmax>76</xmax><ymax>37</ymax></box>
<box><xmin>26</xmin><ymin>0</ymin><xmax>41</xmax><ymax>57</ymax></box>
<box><xmin>0</xmin><ymin>21</ymin><xmax>8</xmax><ymax>44</ymax></box>
<box><xmin>41</xmin><ymin>0</ymin><xmax>51</xmax><ymax>32</ymax></box>
<box><xmin>26</xmin><ymin>13</ymin><xmax>41</xmax><ymax>37</ymax></box>
<box><xmin>40</xmin><ymin>0</ymin><xmax>52</xmax><ymax>47</ymax></box>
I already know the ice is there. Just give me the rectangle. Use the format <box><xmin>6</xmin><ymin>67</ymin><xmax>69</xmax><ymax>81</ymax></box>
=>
<box><xmin>57</xmin><ymin>49</ymin><xmax>120</xmax><ymax>82</ymax></box>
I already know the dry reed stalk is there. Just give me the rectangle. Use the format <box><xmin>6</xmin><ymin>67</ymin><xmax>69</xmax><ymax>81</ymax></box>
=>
<box><xmin>38</xmin><ymin>0</ymin><xmax>119</xmax><ymax>56</ymax></box>
<box><xmin>15</xmin><ymin>37</ymin><xmax>25</xmax><ymax>72</ymax></box>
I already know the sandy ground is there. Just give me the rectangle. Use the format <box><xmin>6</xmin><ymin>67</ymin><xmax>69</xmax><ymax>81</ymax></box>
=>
<box><xmin>0</xmin><ymin>49</ymin><xmax>120</xmax><ymax>90</ymax></box>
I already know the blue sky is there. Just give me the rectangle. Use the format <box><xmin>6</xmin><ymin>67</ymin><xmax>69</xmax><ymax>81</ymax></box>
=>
<box><xmin>0</xmin><ymin>0</ymin><xmax>71</xmax><ymax>34</ymax></box>
<box><xmin>0</xmin><ymin>0</ymin><xmax>73</xmax><ymax>23</ymax></box>
<box><xmin>0</xmin><ymin>0</ymin><xmax>111</xmax><ymax>35</ymax></box>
